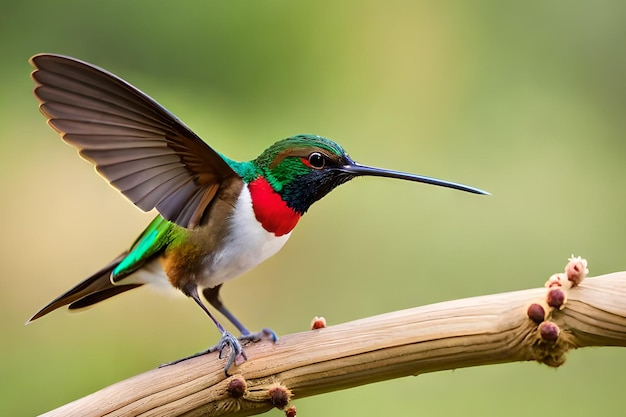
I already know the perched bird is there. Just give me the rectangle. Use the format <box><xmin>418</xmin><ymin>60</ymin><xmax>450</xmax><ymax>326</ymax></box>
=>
<box><xmin>27</xmin><ymin>54</ymin><xmax>489</xmax><ymax>374</ymax></box>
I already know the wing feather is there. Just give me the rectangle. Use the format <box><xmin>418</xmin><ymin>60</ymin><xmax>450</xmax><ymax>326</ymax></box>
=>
<box><xmin>31</xmin><ymin>54</ymin><xmax>239</xmax><ymax>228</ymax></box>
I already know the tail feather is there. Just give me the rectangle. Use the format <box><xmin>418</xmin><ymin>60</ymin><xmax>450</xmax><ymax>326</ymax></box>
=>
<box><xmin>28</xmin><ymin>253</ymin><xmax>144</xmax><ymax>322</ymax></box>
<box><xmin>68</xmin><ymin>284</ymin><xmax>142</xmax><ymax>311</ymax></box>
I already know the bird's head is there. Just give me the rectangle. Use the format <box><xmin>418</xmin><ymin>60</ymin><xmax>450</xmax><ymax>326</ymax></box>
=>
<box><xmin>254</xmin><ymin>134</ymin><xmax>488</xmax><ymax>215</ymax></box>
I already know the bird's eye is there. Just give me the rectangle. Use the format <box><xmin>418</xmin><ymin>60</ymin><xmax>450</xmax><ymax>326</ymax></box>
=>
<box><xmin>308</xmin><ymin>152</ymin><xmax>325</xmax><ymax>169</ymax></box>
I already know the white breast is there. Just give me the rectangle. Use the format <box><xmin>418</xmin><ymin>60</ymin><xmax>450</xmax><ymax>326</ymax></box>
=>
<box><xmin>199</xmin><ymin>184</ymin><xmax>292</xmax><ymax>289</ymax></box>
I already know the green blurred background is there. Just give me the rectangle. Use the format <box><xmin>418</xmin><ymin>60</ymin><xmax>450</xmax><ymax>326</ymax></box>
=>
<box><xmin>2</xmin><ymin>1</ymin><xmax>625</xmax><ymax>415</ymax></box>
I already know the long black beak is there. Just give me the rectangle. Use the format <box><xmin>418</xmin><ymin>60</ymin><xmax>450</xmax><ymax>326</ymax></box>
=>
<box><xmin>337</xmin><ymin>162</ymin><xmax>490</xmax><ymax>195</ymax></box>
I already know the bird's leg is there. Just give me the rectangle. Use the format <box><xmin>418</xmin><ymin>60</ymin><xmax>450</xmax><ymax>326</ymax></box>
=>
<box><xmin>159</xmin><ymin>285</ymin><xmax>244</xmax><ymax>376</ymax></box>
<box><xmin>203</xmin><ymin>285</ymin><xmax>278</xmax><ymax>343</ymax></box>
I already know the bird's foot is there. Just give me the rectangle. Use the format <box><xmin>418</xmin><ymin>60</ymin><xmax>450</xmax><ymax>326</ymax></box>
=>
<box><xmin>159</xmin><ymin>329</ymin><xmax>277</xmax><ymax>376</ymax></box>
<box><xmin>159</xmin><ymin>331</ymin><xmax>244</xmax><ymax>375</ymax></box>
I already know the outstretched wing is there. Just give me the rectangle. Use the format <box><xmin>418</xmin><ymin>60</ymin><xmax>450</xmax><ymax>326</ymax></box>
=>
<box><xmin>31</xmin><ymin>53</ymin><xmax>238</xmax><ymax>229</ymax></box>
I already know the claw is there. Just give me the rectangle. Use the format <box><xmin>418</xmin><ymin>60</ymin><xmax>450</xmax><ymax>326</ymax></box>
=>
<box><xmin>214</xmin><ymin>332</ymin><xmax>247</xmax><ymax>375</ymax></box>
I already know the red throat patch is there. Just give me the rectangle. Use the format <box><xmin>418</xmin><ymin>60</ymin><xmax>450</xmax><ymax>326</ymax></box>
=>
<box><xmin>248</xmin><ymin>178</ymin><xmax>301</xmax><ymax>237</ymax></box>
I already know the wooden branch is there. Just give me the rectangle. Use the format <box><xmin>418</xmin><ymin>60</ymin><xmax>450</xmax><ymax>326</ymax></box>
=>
<box><xmin>41</xmin><ymin>271</ymin><xmax>626</xmax><ymax>417</ymax></box>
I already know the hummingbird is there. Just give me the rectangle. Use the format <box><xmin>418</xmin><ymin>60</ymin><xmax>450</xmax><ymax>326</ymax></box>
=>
<box><xmin>27</xmin><ymin>54</ymin><xmax>489</xmax><ymax>375</ymax></box>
